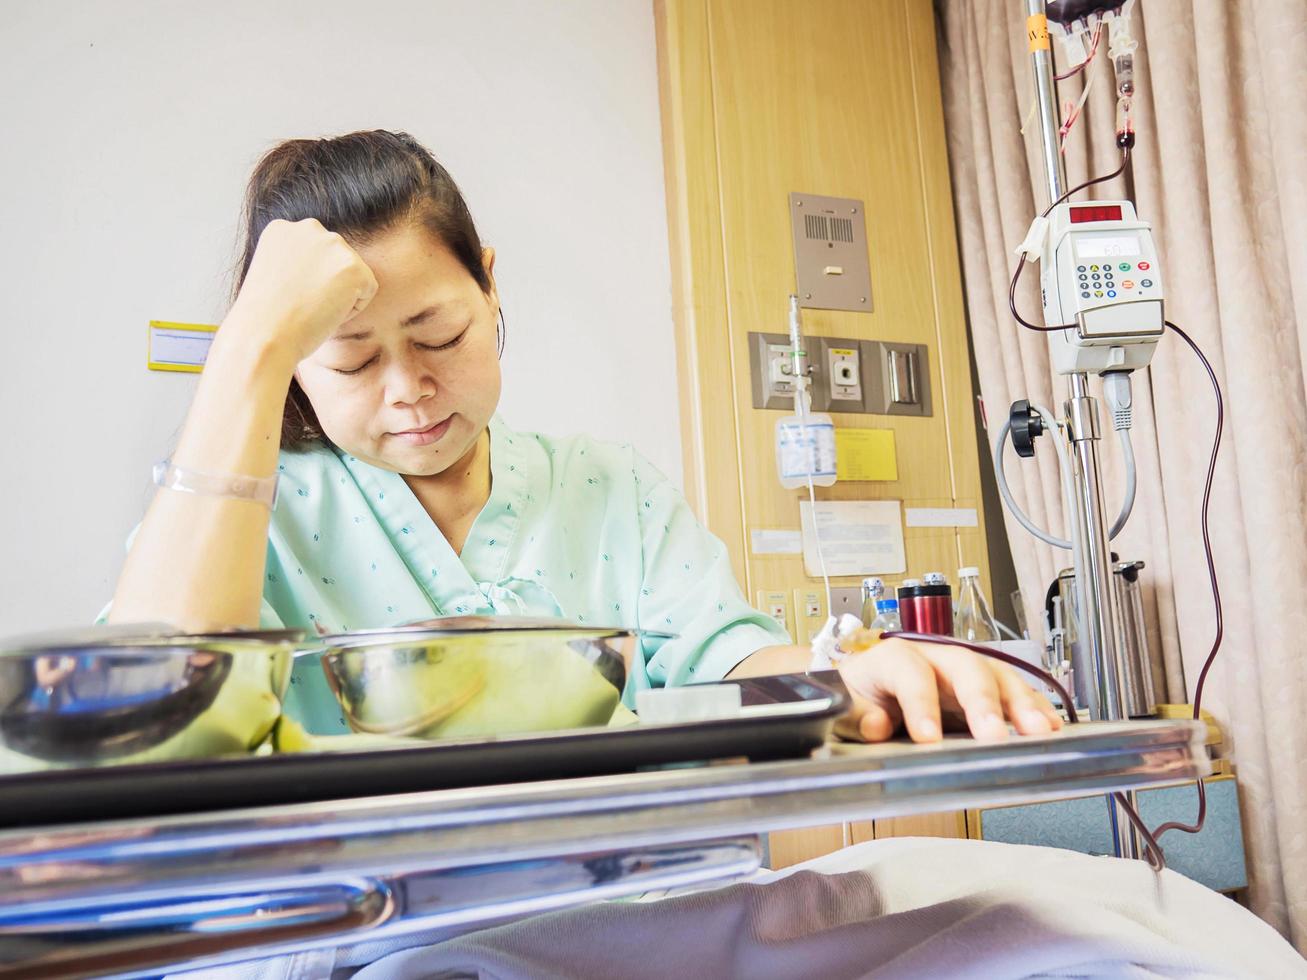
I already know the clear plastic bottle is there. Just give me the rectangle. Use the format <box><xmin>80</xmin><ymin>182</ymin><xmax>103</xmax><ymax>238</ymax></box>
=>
<box><xmin>870</xmin><ymin>597</ymin><xmax>902</xmax><ymax>634</ymax></box>
<box><xmin>860</xmin><ymin>577</ymin><xmax>884</xmax><ymax>627</ymax></box>
<box><xmin>954</xmin><ymin>566</ymin><xmax>1001</xmax><ymax>643</ymax></box>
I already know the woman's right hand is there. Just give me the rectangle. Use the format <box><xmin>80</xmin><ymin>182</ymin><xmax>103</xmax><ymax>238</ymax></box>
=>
<box><xmin>226</xmin><ymin>218</ymin><xmax>379</xmax><ymax>367</ymax></box>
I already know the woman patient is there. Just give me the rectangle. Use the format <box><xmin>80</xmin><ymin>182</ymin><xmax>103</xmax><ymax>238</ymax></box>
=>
<box><xmin>110</xmin><ymin>129</ymin><xmax>1059</xmax><ymax>744</ymax></box>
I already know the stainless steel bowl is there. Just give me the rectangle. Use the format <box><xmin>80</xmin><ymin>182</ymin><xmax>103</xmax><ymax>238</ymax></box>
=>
<box><xmin>0</xmin><ymin>626</ymin><xmax>304</xmax><ymax>773</ymax></box>
<box><xmin>315</xmin><ymin>617</ymin><xmax>633</xmax><ymax>739</ymax></box>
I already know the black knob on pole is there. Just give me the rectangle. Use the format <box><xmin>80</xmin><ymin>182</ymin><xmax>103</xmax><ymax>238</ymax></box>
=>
<box><xmin>1009</xmin><ymin>400</ymin><xmax>1044</xmax><ymax>458</ymax></box>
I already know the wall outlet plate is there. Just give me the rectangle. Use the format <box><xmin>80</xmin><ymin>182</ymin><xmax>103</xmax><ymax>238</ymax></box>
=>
<box><xmin>793</xmin><ymin>588</ymin><xmax>827</xmax><ymax>644</ymax></box>
<box><xmin>748</xmin><ymin>331</ymin><xmax>803</xmax><ymax>410</ymax></box>
<box><xmin>809</xmin><ymin>336</ymin><xmax>865</xmax><ymax>413</ymax></box>
<box><xmin>863</xmin><ymin>340</ymin><xmax>932</xmax><ymax>417</ymax></box>
<box><xmin>829</xmin><ymin>587</ymin><xmax>864</xmax><ymax>622</ymax></box>
<box><xmin>756</xmin><ymin>589</ymin><xmax>791</xmax><ymax>637</ymax></box>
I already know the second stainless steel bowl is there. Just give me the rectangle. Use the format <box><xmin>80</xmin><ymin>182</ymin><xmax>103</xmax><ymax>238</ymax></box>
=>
<box><xmin>316</xmin><ymin>617</ymin><xmax>632</xmax><ymax>739</ymax></box>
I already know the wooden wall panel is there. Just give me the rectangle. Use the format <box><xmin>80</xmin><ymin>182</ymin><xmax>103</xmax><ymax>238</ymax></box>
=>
<box><xmin>768</xmin><ymin>824</ymin><xmax>849</xmax><ymax>870</ymax></box>
<box><xmin>657</xmin><ymin>0</ymin><xmax>993</xmax><ymax>608</ymax></box>
<box><xmin>655</xmin><ymin>0</ymin><xmax>751</xmax><ymax>587</ymax></box>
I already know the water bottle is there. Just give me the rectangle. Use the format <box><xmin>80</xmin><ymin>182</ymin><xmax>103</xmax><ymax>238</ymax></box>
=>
<box><xmin>955</xmin><ymin>566</ymin><xmax>1001</xmax><ymax>643</ymax></box>
<box><xmin>870</xmin><ymin>597</ymin><xmax>902</xmax><ymax>633</ymax></box>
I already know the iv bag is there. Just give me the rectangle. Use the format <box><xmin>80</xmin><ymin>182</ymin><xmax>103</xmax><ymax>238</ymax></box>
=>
<box><xmin>776</xmin><ymin>413</ymin><xmax>837</xmax><ymax>489</ymax></box>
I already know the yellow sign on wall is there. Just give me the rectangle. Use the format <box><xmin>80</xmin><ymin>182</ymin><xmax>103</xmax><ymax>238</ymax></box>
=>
<box><xmin>835</xmin><ymin>429</ymin><xmax>898</xmax><ymax>482</ymax></box>
<box><xmin>148</xmin><ymin>320</ymin><xmax>217</xmax><ymax>373</ymax></box>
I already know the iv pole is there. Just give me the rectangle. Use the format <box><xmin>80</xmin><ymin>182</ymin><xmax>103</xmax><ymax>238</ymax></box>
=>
<box><xmin>1022</xmin><ymin>0</ymin><xmax>1137</xmax><ymax>859</ymax></box>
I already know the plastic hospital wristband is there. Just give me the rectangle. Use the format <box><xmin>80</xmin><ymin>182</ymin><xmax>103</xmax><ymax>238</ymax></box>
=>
<box><xmin>152</xmin><ymin>460</ymin><xmax>279</xmax><ymax>509</ymax></box>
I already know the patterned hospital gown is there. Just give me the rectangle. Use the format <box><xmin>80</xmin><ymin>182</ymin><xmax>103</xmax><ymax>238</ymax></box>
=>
<box><xmin>257</xmin><ymin>416</ymin><xmax>789</xmax><ymax>732</ymax></box>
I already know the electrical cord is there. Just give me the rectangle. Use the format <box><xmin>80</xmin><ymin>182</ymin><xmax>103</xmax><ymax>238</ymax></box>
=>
<box><xmin>1114</xmin><ymin>428</ymin><xmax>1138</xmax><ymax>533</ymax></box>
<box><xmin>1150</xmin><ymin>320</ymin><xmax>1224</xmax><ymax>840</ymax></box>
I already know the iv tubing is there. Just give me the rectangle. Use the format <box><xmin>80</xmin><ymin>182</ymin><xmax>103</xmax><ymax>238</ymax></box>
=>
<box><xmin>788</xmin><ymin>295</ymin><xmax>833</xmax><ymax>619</ymax></box>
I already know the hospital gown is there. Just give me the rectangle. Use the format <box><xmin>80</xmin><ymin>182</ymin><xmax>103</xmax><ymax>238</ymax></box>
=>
<box><xmin>249</xmin><ymin>415</ymin><xmax>787</xmax><ymax>731</ymax></box>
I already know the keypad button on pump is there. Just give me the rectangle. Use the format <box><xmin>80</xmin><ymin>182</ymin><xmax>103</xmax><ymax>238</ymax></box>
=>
<box><xmin>1081</xmin><ymin>291</ymin><xmax>1091</xmax><ymax>299</ymax></box>
<box><xmin>1078</xmin><ymin>265</ymin><xmax>1087</xmax><ymax>273</ymax></box>
<box><xmin>1090</xmin><ymin>264</ymin><xmax>1100</xmax><ymax>272</ymax></box>
<box><xmin>1092</xmin><ymin>274</ymin><xmax>1100</xmax><ymax>282</ymax></box>
<box><xmin>1094</xmin><ymin>290</ymin><xmax>1104</xmax><ymax>298</ymax></box>
<box><xmin>1138</xmin><ymin>261</ymin><xmax>1151</xmax><ymax>271</ymax></box>
<box><xmin>1107</xmin><ymin>289</ymin><xmax>1117</xmax><ymax>298</ymax></box>
<box><xmin>1079</xmin><ymin>273</ymin><xmax>1088</xmax><ymax>282</ymax></box>
<box><xmin>1122</xmin><ymin>279</ymin><xmax>1135</xmax><ymax>289</ymax></box>
<box><xmin>1141</xmin><ymin>278</ymin><xmax>1153</xmax><ymax>288</ymax></box>
<box><xmin>1119</xmin><ymin>263</ymin><xmax>1131</xmax><ymax>271</ymax></box>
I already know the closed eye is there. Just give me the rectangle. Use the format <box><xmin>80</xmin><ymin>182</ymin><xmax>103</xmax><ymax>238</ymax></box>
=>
<box><xmin>331</xmin><ymin>325</ymin><xmax>468</xmax><ymax>375</ymax></box>
<box><xmin>417</xmin><ymin>326</ymin><xmax>470</xmax><ymax>353</ymax></box>
<box><xmin>333</xmin><ymin>354</ymin><xmax>379</xmax><ymax>376</ymax></box>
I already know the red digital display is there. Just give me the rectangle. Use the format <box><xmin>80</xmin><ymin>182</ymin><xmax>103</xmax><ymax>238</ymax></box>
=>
<box><xmin>1070</xmin><ymin>204</ymin><xmax>1124</xmax><ymax>223</ymax></box>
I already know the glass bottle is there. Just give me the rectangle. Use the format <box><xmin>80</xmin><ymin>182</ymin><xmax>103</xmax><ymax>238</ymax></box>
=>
<box><xmin>954</xmin><ymin>566</ymin><xmax>1001</xmax><ymax>643</ymax></box>
<box><xmin>860</xmin><ymin>577</ymin><xmax>884</xmax><ymax>627</ymax></box>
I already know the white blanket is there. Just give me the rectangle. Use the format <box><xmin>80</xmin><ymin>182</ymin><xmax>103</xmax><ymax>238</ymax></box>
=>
<box><xmin>171</xmin><ymin>838</ymin><xmax>1307</xmax><ymax>979</ymax></box>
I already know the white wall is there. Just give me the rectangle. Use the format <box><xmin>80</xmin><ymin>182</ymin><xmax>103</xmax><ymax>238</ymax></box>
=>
<box><xmin>0</xmin><ymin>0</ymin><xmax>681</xmax><ymax>633</ymax></box>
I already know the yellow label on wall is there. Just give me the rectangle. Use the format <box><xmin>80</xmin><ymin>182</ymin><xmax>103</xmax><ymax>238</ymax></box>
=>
<box><xmin>148</xmin><ymin>320</ymin><xmax>218</xmax><ymax>373</ymax></box>
<box><xmin>835</xmin><ymin>429</ymin><xmax>898</xmax><ymax>482</ymax></box>
<box><xmin>1026</xmin><ymin>13</ymin><xmax>1050</xmax><ymax>52</ymax></box>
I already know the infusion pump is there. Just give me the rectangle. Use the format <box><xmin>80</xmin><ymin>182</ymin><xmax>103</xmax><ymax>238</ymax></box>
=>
<box><xmin>1039</xmin><ymin>200</ymin><xmax>1164</xmax><ymax>375</ymax></box>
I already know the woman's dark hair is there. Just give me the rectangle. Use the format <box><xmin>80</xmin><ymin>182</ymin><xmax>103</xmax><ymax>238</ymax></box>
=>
<box><xmin>234</xmin><ymin>130</ymin><xmax>491</xmax><ymax>448</ymax></box>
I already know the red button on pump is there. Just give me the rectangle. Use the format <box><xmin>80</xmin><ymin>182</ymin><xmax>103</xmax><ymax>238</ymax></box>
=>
<box><xmin>1137</xmin><ymin>261</ymin><xmax>1151</xmax><ymax>271</ymax></box>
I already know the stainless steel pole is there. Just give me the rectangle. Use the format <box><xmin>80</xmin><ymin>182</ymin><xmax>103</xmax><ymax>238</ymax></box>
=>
<box><xmin>1026</xmin><ymin>0</ymin><xmax>1065</xmax><ymax>202</ymax></box>
<box><xmin>1021</xmin><ymin>0</ymin><xmax>1136</xmax><ymax>858</ymax></box>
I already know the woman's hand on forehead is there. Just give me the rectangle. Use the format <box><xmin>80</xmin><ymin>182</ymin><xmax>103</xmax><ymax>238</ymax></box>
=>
<box><xmin>227</xmin><ymin>218</ymin><xmax>379</xmax><ymax>369</ymax></box>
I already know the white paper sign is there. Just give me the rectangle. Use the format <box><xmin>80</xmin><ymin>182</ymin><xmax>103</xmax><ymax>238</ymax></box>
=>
<box><xmin>905</xmin><ymin>507</ymin><xmax>979</xmax><ymax>528</ymax></box>
<box><xmin>798</xmin><ymin>500</ymin><xmax>906</xmax><ymax>577</ymax></box>
<box><xmin>750</xmin><ymin>529</ymin><xmax>803</xmax><ymax>555</ymax></box>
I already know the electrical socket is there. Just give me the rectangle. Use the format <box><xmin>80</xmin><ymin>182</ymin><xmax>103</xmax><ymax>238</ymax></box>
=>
<box><xmin>793</xmin><ymin>589</ymin><xmax>828</xmax><ymax>644</ymax></box>
<box><xmin>809</xmin><ymin>336</ymin><xmax>864</xmax><ymax>412</ymax></box>
<box><xmin>756</xmin><ymin>590</ymin><xmax>791</xmax><ymax>638</ymax></box>
<box><xmin>829</xmin><ymin>586</ymin><xmax>864</xmax><ymax>623</ymax></box>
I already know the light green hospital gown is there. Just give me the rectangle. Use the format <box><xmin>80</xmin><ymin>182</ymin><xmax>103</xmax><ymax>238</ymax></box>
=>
<box><xmin>254</xmin><ymin>416</ymin><xmax>788</xmax><ymax>732</ymax></box>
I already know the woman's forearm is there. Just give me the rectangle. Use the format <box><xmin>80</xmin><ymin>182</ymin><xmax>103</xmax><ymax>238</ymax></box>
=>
<box><xmin>726</xmin><ymin>644</ymin><xmax>811</xmax><ymax>678</ymax></box>
<box><xmin>108</xmin><ymin>314</ymin><xmax>294</xmax><ymax>630</ymax></box>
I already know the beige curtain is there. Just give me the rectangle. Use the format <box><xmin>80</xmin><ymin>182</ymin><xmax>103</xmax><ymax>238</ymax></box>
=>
<box><xmin>935</xmin><ymin>0</ymin><xmax>1307</xmax><ymax>950</ymax></box>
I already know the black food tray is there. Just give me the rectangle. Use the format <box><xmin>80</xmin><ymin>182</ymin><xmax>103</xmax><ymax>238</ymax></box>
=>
<box><xmin>2</xmin><ymin>672</ymin><xmax>847</xmax><ymax>829</ymax></box>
